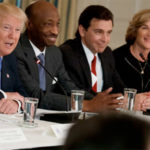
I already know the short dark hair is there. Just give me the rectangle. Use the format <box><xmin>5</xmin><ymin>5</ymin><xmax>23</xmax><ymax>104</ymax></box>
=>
<box><xmin>75</xmin><ymin>5</ymin><xmax>113</xmax><ymax>38</ymax></box>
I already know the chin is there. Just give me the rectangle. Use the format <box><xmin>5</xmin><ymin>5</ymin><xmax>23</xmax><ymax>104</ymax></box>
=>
<box><xmin>46</xmin><ymin>42</ymin><xmax>56</xmax><ymax>47</ymax></box>
<box><xmin>97</xmin><ymin>49</ymin><xmax>105</xmax><ymax>53</ymax></box>
<box><xmin>3</xmin><ymin>50</ymin><xmax>14</xmax><ymax>56</ymax></box>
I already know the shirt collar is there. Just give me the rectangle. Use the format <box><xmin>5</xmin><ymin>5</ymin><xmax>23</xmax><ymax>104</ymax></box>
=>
<box><xmin>29</xmin><ymin>40</ymin><xmax>46</xmax><ymax>57</ymax></box>
<box><xmin>81</xmin><ymin>41</ymin><xmax>98</xmax><ymax>63</ymax></box>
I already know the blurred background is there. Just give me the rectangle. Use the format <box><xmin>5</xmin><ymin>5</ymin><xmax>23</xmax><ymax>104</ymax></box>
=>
<box><xmin>2</xmin><ymin>0</ymin><xmax>150</xmax><ymax>49</ymax></box>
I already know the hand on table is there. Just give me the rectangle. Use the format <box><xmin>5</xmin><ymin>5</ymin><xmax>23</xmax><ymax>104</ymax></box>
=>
<box><xmin>83</xmin><ymin>87</ymin><xmax>125</xmax><ymax>112</ymax></box>
<box><xmin>0</xmin><ymin>99</ymin><xmax>18</xmax><ymax>114</ymax></box>
<box><xmin>5</xmin><ymin>92</ymin><xmax>24</xmax><ymax>109</ymax></box>
<box><xmin>135</xmin><ymin>92</ymin><xmax>150</xmax><ymax>111</ymax></box>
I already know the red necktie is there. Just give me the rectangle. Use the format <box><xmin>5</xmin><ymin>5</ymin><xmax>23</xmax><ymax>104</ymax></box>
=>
<box><xmin>91</xmin><ymin>55</ymin><xmax>97</xmax><ymax>92</ymax></box>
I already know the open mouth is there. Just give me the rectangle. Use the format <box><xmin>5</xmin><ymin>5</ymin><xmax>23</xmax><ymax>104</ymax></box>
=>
<box><xmin>5</xmin><ymin>42</ymin><xmax>14</xmax><ymax>47</ymax></box>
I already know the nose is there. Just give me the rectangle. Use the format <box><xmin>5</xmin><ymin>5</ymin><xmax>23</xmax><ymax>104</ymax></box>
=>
<box><xmin>8</xmin><ymin>29</ymin><xmax>16</xmax><ymax>39</ymax></box>
<box><xmin>51</xmin><ymin>25</ymin><xmax>59</xmax><ymax>35</ymax></box>
<box><xmin>101</xmin><ymin>33</ymin><xmax>109</xmax><ymax>43</ymax></box>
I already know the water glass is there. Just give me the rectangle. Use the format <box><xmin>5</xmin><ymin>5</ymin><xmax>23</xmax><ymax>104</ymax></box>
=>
<box><xmin>23</xmin><ymin>97</ymin><xmax>39</xmax><ymax>127</ymax></box>
<box><xmin>71</xmin><ymin>90</ymin><xmax>85</xmax><ymax>112</ymax></box>
<box><xmin>124</xmin><ymin>88</ymin><xmax>137</xmax><ymax>111</ymax></box>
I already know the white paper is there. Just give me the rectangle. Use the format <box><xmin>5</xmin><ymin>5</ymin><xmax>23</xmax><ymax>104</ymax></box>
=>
<box><xmin>0</xmin><ymin>128</ymin><xmax>27</xmax><ymax>143</ymax></box>
<box><xmin>51</xmin><ymin>123</ymin><xmax>73</xmax><ymax>138</ymax></box>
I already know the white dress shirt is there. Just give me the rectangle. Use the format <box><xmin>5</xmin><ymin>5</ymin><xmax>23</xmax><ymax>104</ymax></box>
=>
<box><xmin>82</xmin><ymin>42</ymin><xmax>103</xmax><ymax>92</ymax></box>
<box><xmin>29</xmin><ymin>40</ymin><xmax>46</xmax><ymax>57</ymax></box>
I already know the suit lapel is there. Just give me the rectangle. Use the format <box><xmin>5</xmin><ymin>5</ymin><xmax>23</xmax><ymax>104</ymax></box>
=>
<box><xmin>98</xmin><ymin>52</ymin><xmax>107</xmax><ymax>90</ymax></box>
<box><xmin>1</xmin><ymin>58</ymin><xmax>11</xmax><ymax>89</ymax></box>
<box><xmin>45</xmin><ymin>48</ymin><xmax>54</xmax><ymax>86</ymax></box>
<box><xmin>76</xmin><ymin>42</ymin><xmax>92</xmax><ymax>88</ymax></box>
<box><xmin>21</xmin><ymin>34</ymin><xmax>39</xmax><ymax>82</ymax></box>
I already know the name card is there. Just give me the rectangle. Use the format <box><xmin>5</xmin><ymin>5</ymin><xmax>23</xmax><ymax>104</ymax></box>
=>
<box><xmin>0</xmin><ymin>128</ymin><xmax>27</xmax><ymax>143</ymax></box>
<box><xmin>51</xmin><ymin>123</ymin><xmax>73</xmax><ymax>138</ymax></box>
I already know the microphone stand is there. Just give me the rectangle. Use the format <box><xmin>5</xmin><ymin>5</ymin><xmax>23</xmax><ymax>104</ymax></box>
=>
<box><xmin>34</xmin><ymin>57</ymin><xmax>70</xmax><ymax>111</ymax></box>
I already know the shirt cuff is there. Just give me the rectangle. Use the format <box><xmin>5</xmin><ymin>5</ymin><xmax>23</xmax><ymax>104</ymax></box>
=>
<box><xmin>12</xmin><ymin>99</ymin><xmax>22</xmax><ymax>113</ymax></box>
<box><xmin>0</xmin><ymin>90</ymin><xmax>7</xmax><ymax>99</ymax></box>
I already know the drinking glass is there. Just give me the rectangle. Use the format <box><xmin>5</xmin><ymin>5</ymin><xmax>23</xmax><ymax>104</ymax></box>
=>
<box><xmin>124</xmin><ymin>88</ymin><xmax>137</xmax><ymax>111</ymax></box>
<box><xmin>23</xmin><ymin>97</ymin><xmax>39</xmax><ymax>127</ymax></box>
<box><xmin>71</xmin><ymin>90</ymin><xmax>85</xmax><ymax>112</ymax></box>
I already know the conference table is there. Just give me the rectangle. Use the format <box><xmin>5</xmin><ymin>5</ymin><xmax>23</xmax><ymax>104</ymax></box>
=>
<box><xmin>0</xmin><ymin>109</ymin><xmax>150</xmax><ymax>150</ymax></box>
<box><xmin>0</xmin><ymin>109</ymin><xmax>76</xmax><ymax>150</ymax></box>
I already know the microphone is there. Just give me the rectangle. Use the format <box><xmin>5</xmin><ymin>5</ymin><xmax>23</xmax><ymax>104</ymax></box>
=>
<box><xmin>139</xmin><ymin>53</ymin><xmax>150</xmax><ymax>69</ymax></box>
<box><xmin>139</xmin><ymin>53</ymin><xmax>147</xmax><ymax>62</ymax></box>
<box><xmin>34</xmin><ymin>57</ymin><xmax>70</xmax><ymax>111</ymax></box>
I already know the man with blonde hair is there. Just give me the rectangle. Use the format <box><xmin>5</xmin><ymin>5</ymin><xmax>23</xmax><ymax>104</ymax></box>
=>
<box><xmin>0</xmin><ymin>3</ymin><xmax>27</xmax><ymax>114</ymax></box>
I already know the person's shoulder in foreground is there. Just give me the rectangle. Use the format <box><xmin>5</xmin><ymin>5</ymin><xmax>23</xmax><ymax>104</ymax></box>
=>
<box><xmin>64</xmin><ymin>111</ymin><xmax>150</xmax><ymax>150</ymax></box>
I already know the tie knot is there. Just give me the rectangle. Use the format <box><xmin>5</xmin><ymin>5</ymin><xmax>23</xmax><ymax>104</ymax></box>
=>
<box><xmin>92</xmin><ymin>55</ymin><xmax>96</xmax><ymax>63</ymax></box>
<box><xmin>38</xmin><ymin>53</ymin><xmax>45</xmax><ymax>65</ymax></box>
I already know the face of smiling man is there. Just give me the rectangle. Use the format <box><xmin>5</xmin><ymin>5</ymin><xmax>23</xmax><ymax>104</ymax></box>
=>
<box><xmin>0</xmin><ymin>15</ymin><xmax>21</xmax><ymax>56</ymax></box>
<box><xmin>27</xmin><ymin>2</ymin><xmax>60</xmax><ymax>51</ymax></box>
<box><xmin>79</xmin><ymin>18</ymin><xmax>113</xmax><ymax>54</ymax></box>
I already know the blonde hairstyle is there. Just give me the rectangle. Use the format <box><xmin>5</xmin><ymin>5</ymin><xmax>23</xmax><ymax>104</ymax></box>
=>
<box><xmin>126</xmin><ymin>9</ymin><xmax>150</xmax><ymax>44</ymax></box>
<box><xmin>0</xmin><ymin>3</ymin><xmax>27</xmax><ymax>31</ymax></box>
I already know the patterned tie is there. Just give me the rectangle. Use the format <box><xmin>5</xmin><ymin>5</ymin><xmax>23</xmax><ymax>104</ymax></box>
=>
<box><xmin>37</xmin><ymin>53</ymin><xmax>46</xmax><ymax>91</ymax></box>
<box><xmin>0</xmin><ymin>57</ymin><xmax>2</xmax><ymax>89</ymax></box>
<box><xmin>91</xmin><ymin>55</ymin><xmax>97</xmax><ymax>92</ymax></box>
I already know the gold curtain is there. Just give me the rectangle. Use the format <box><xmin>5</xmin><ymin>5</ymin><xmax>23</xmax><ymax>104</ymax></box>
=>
<box><xmin>56</xmin><ymin>0</ymin><xmax>77</xmax><ymax>46</ymax></box>
<box><xmin>3</xmin><ymin>0</ymin><xmax>15</xmax><ymax>4</ymax></box>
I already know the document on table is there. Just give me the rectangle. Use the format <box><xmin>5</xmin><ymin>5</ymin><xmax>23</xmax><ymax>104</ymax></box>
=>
<box><xmin>0</xmin><ymin>114</ymin><xmax>27</xmax><ymax>143</ymax></box>
<box><xmin>0</xmin><ymin>113</ymin><xmax>21</xmax><ymax>127</ymax></box>
<box><xmin>0</xmin><ymin>128</ymin><xmax>27</xmax><ymax>143</ymax></box>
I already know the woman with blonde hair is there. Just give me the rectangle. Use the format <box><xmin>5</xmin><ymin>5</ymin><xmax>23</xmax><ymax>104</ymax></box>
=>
<box><xmin>114</xmin><ymin>9</ymin><xmax>150</xmax><ymax>93</ymax></box>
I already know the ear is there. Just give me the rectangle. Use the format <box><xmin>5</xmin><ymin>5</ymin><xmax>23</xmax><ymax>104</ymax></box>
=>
<box><xmin>26</xmin><ymin>19</ymin><xmax>32</xmax><ymax>30</ymax></box>
<box><xmin>79</xmin><ymin>25</ymin><xmax>86</xmax><ymax>38</ymax></box>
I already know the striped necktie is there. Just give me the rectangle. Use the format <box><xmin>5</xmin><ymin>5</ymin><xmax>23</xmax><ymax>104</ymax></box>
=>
<box><xmin>37</xmin><ymin>53</ymin><xmax>46</xmax><ymax>91</ymax></box>
<box><xmin>91</xmin><ymin>55</ymin><xmax>97</xmax><ymax>92</ymax></box>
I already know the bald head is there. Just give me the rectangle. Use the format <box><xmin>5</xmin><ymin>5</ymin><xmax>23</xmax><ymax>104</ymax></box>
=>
<box><xmin>26</xmin><ymin>0</ymin><xmax>58</xmax><ymax>20</ymax></box>
<box><xmin>25</xmin><ymin>0</ymin><xmax>60</xmax><ymax>51</ymax></box>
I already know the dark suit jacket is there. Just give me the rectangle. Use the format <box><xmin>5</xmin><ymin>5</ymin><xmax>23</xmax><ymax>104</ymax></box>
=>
<box><xmin>0</xmin><ymin>52</ymin><xmax>27</xmax><ymax>98</ymax></box>
<box><xmin>113</xmin><ymin>44</ymin><xmax>150</xmax><ymax>93</ymax></box>
<box><xmin>15</xmin><ymin>34</ymin><xmax>92</xmax><ymax>110</ymax></box>
<box><xmin>60</xmin><ymin>38</ymin><xmax>125</xmax><ymax>93</ymax></box>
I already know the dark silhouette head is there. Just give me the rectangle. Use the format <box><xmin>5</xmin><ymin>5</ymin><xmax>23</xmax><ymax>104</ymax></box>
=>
<box><xmin>64</xmin><ymin>111</ymin><xmax>150</xmax><ymax>150</ymax></box>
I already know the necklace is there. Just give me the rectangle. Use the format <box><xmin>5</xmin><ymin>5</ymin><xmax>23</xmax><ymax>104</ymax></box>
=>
<box><xmin>138</xmin><ymin>61</ymin><xmax>147</xmax><ymax>75</ymax></box>
<box><xmin>125</xmin><ymin>57</ymin><xmax>150</xmax><ymax>91</ymax></box>
<box><xmin>125</xmin><ymin>58</ymin><xmax>147</xmax><ymax>75</ymax></box>
<box><xmin>130</xmin><ymin>46</ymin><xmax>148</xmax><ymax>74</ymax></box>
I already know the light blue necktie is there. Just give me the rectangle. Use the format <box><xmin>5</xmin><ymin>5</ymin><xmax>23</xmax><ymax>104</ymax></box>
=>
<box><xmin>0</xmin><ymin>58</ymin><xmax>2</xmax><ymax>89</ymax></box>
<box><xmin>37</xmin><ymin>53</ymin><xmax>46</xmax><ymax>91</ymax></box>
